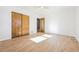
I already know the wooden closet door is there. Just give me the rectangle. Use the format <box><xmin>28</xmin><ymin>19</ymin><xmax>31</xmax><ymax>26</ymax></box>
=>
<box><xmin>22</xmin><ymin>15</ymin><xmax>29</xmax><ymax>35</ymax></box>
<box><xmin>12</xmin><ymin>12</ymin><xmax>22</xmax><ymax>38</ymax></box>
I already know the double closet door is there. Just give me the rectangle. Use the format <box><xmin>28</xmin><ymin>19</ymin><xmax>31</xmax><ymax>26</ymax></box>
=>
<box><xmin>12</xmin><ymin>12</ymin><xmax>29</xmax><ymax>38</ymax></box>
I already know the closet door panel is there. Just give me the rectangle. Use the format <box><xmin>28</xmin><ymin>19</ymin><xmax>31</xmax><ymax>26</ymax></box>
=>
<box><xmin>12</xmin><ymin>13</ymin><xmax>16</xmax><ymax>37</ymax></box>
<box><xmin>15</xmin><ymin>13</ymin><xmax>22</xmax><ymax>36</ymax></box>
<box><xmin>12</xmin><ymin>12</ymin><xmax>22</xmax><ymax>37</ymax></box>
<box><xmin>22</xmin><ymin>15</ymin><xmax>29</xmax><ymax>35</ymax></box>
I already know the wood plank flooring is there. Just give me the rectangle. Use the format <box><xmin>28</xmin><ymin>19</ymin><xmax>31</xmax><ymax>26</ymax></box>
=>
<box><xmin>0</xmin><ymin>33</ymin><xmax>79</xmax><ymax>52</ymax></box>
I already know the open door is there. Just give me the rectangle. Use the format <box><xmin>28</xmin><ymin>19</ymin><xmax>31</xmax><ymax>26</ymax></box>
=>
<box><xmin>37</xmin><ymin>18</ymin><xmax>45</xmax><ymax>33</ymax></box>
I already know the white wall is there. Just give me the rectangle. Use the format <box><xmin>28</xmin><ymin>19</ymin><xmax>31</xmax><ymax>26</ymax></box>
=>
<box><xmin>37</xmin><ymin>7</ymin><xmax>75</xmax><ymax>36</ymax></box>
<box><xmin>0</xmin><ymin>7</ymin><xmax>11</xmax><ymax>41</ymax></box>
<box><xmin>75</xmin><ymin>7</ymin><xmax>79</xmax><ymax>42</ymax></box>
<box><xmin>0</xmin><ymin>6</ymin><xmax>38</xmax><ymax>41</ymax></box>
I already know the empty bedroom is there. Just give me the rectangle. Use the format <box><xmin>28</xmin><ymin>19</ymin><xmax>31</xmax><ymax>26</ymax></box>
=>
<box><xmin>0</xmin><ymin>6</ymin><xmax>79</xmax><ymax>52</ymax></box>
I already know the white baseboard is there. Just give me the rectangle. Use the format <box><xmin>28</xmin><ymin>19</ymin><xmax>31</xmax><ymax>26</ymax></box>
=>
<box><xmin>0</xmin><ymin>39</ymin><xmax>10</xmax><ymax>41</ymax></box>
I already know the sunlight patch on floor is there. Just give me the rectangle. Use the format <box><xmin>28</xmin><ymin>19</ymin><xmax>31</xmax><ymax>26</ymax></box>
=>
<box><xmin>30</xmin><ymin>36</ymin><xmax>47</xmax><ymax>43</ymax></box>
<box><xmin>30</xmin><ymin>34</ymin><xmax>52</xmax><ymax>43</ymax></box>
<box><xmin>42</xmin><ymin>34</ymin><xmax>52</xmax><ymax>38</ymax></box>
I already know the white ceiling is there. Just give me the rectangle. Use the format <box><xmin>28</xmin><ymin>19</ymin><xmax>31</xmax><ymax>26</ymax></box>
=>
<box><xmin>19</xmin><ymin>6</ymin><xmax>76</xmax><ymax>17</ymax></box>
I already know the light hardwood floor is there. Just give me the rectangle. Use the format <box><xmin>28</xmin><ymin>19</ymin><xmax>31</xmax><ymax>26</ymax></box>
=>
<box><xmin>0</xmin><ymin>33</ymin><xmax>79</xmax><ymax>52</ymax></box>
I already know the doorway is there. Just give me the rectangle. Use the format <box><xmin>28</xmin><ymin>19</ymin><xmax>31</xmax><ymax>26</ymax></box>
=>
<box><xmin>12</xmin><ymin>12</ymin><xmax>29</xmax><ymax>38</ymax></box>
<box><xmin>37</xmin><ymin>18</ymin><xmax>45</xmax><ymax>33</ymax></box>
